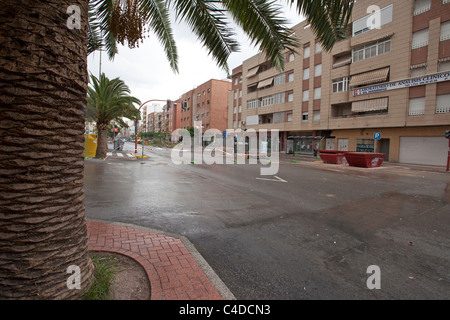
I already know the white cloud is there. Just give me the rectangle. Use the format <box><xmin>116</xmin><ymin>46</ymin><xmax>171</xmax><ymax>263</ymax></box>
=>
<box><xmin>87</xmin><ymin>3</ymin><xmax>304</xmax><ymax>108</ymax></box>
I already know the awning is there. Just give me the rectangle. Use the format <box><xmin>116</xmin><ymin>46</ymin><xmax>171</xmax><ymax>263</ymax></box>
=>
<box><xmin>333</xmin><ymin>55</ymin><xmax>352</xmax><ymax>69</ymax></box>
<box><xmin>350</xmin><ymin>67</ymin><xmax>390</xmax><ymax>87</ymax></box>
<box><xmin>410</xmin><ymin>63</ymin><xmax>427</xmax><ymax>69</ymax></box>
<box><xmin>246</xmin><ymin>66</ymin><xmax>260</xmax><ymax>78</ymax></box>
<box><xmin>257</xmin><ymin>77</ymin><xmax>274</xmax><ymax>88</ymax></box>
<box><xmin>351</xmin><ymin>97</ymin><xmax>389</xmax><ymax>113</ymax></box>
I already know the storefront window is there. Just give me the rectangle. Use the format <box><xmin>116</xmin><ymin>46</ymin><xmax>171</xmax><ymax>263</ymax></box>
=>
<box><xmin>356</xmin><ymin>139</ymin><xmax>374</xmax><ymax>152</ymax></box>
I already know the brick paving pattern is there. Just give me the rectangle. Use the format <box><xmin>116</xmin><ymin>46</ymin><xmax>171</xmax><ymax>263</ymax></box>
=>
<box><xmin>87</xmin><ymin>221</ymin><xmax>223</xmax><ymax>300</ymax></box>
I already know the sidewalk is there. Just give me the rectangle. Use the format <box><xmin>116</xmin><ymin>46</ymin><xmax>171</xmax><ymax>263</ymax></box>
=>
<box><xmin>278</xmin><ymin>152</ymin><xmax>448</xmax><ymax>173</ymax></box>
<box><xmin>87</xmin><ymin>221</ymin><xmax>233</xmax><ymax>300</ymax></box>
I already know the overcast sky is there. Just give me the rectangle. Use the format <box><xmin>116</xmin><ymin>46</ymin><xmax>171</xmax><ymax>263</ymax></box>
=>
<box><xmin>87</xmin><ymin>3</ymin><xmax>305</xmax><ymax>112</ymax></box>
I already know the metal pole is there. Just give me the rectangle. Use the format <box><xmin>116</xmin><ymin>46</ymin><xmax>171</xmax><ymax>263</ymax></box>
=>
<box><xmin>447</xmin><ymin>139</ymin><xmax>450</xmax><ymax>172</ymax></box>
<box><xmin>135</xmin><ymin>120</ymin><xmax>138</xmax><ymax>154</ymax></box>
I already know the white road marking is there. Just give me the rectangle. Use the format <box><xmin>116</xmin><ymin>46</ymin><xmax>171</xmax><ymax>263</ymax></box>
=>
<box><xmin>256</xmin><ymin>175</ymin><xmax>287</xmax><ymax>183</ymax></box>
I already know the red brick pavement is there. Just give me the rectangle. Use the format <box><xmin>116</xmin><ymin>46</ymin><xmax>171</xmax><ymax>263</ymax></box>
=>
<box><xmin>86</xmin><ymin>221</ymin><xmax>223</xmax><ymax>300</ymax></box>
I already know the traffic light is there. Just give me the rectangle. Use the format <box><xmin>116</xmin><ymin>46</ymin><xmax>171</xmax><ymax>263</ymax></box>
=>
<box><xmin>446</xmin><ymin>130</ymin><xmax>450</xmax><ymax>139</ymax></box>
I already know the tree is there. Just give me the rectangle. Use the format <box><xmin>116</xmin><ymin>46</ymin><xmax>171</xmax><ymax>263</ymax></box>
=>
<box><xmin>0</xmin><ymin>0</ymin><xmax>353</xmax><ymax>299</ymax></box>
<box><xmin>86</xmin><ymin>73</ymin><xmax>140</xmax><ymax>158</ymax></box>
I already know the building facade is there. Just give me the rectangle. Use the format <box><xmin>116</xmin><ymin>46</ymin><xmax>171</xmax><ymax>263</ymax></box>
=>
<box><xmin>178</xmin><ymin>79</ymin><xmax>232</xmax><ymax>133</ymax></box>
<box><xmin>230</xmin><ymin>0</ymin><xmax>450</xmax><ymax>166</ymax></box>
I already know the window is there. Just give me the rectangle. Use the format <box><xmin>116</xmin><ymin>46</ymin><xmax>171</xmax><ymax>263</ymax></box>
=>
<box><xmin>274</xmin><ymin>73</ymin><xmax>285</xmax><ymax>86</ymax></box>
<box><xmin>288</xmin><ymin>92</ymin><xmax>294</xmax><ymax>102</ymax></box>
<box><xmin>314</xmin><ymin>64</ymin><xmax>322</xmax><ymax>77</ymax></box>
<box><xmin>356</xmin><ymin>139</ymin><xmax>374</xmax><ymax>152</ymax></box>
<box><xmin>303</xmin><ymin>68</ymin><xmax>310</xmax><ymax>80</ymax></box>
<box><xmin>352</xmin><ymin>4</ymin><xmax>393</xmax><ymax>36</ymax></box>
<box><xmin>314</xmin><ymin>87</ymin><xmax>321</xmax><ymax>100</ymax></box>
<box><xmin>440</xmin><ymin>21</ymin><xmax>450</xmax><ymax>42</ymax></box>
<box><xmin>238</xmin><ymin>105</ymin><xmax>242</xmax><ymax>113</ymax></box>
<box><xmin>289</xmin><ymin>53</ymin><xmax>295</xmax><ymax>62</ymax></box>
<box><xmin>233</xmin><ymin>106</ymin><xmax>237</xmax><ymax>114</ymax></box>
<box><xmin>410</xmin><ymin>66</ymin><xmax>427</xmax><ymax>78</ymax></box>
<box><xmin>288</xmin><ymin>73</ymin><xmax>294</xmax><ymax>82</ymax></box>
<box><xmin>247</xmin><ymin>93</ymin><xmax>286</xmax><ymax>109</ymax></box>
<box><xmin>438</xmin><ymin>60</ymin><xmax>450</xmax><ymax>72</ymax></box>
<box><xmin>287</xmin><ymin>113</ymin><xmax>293</xmax><ymax>122</ymax></box>
<box><xmin>234</xmin><ymin>91</ymin><xmax>238</xmax><ymax>99</ymax></box>
<box><xmin>247</xmin><ymin>99</ymin><xmax>259</xmax><ymax>109</ymax></box>
<box><xmin>409</xmin><ymin>97</ymin><xmax>426</xmax><ymax>115</ymax></box>
<box><xmin>412</xmin><ymin>28</ymin><xmax>429</xmax><ymax>49</ymax></box>
<box><xmin>332</xmin><ymin>77</ymin><xmax>350</xmax><ymax>93</ymax></box>
<box><xmin>436</xmin><ymin>94</ymin><xmax>450</xmax><ymax>113</ymax></box>
<box><xmin>352</xmin><ymin>39</ymin><xmax>391</xmax><ymax>63</ymax></box>
<box><xmin>302</xmin><ymin>90</ymin><xmax>309</xmax><ymax>102</ymax></box>
<box><xmin>302</xmin><ymin>112</ymin><xmax>309</xmax><ymax>122</ymax></box>
<box><xmin>313</xmin><ymin>111</ymin><xmax>320</xmax><ymax>122</ymax></box>
<box><xmin>414</xmin><ymin>0</ymin><xmax>431</xmax><ymax>16</ymax></box>
<box><xmin>304</xmin><ymin>46</ymin><xmax>310</xmax><ymax>59</ymax></box>
<box><xmin>315</xmin><ymin>42</ymin><xmax>322</xmax><ymax>54</ymax></box>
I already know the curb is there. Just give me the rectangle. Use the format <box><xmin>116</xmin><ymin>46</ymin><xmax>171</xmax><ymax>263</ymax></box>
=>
<box><xmin>86</xmin><ymin>220</ymin><xmax>235</xmax><ymax>300</ymax></box>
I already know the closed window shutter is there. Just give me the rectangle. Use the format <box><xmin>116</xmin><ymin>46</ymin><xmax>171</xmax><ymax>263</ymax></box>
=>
<box><xmin>409</xmin><ymin>97</ymin><xmax>425</xmax><ymax>115</ymax></box>
<box><xmin>436</xmin><ymin>94</ymin><xmax>450</xmax><ymax>113</ymax></box>
<box><xmin>412</xmin><ymin>28</ymin><xmax>429</xmax><ymax>49</ymax></box>
<box><xmin>441</xmin><ymin>21</ymin><xmax>450</xmax><ymax>41</ymax></box>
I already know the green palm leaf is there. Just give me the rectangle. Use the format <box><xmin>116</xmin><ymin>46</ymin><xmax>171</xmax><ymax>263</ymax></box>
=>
<box><xmin>287</xmin><ymin>0</ymin><xmax>354</xmax><ymax>52</ymax></box>
<box><xmin>223</xmin><ymin>0</ymin><xmax>299</xmax><ymax>70</ymax></box>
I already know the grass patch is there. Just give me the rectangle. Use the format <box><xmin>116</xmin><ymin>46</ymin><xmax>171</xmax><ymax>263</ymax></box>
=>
<box><xmin>81</xmin><ymin>254</ymin><xmax>118</xmax><ymax>300</ymax></box>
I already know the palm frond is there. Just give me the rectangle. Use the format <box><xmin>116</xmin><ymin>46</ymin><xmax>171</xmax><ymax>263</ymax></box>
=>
<box><xmin>168</xmin><ymin>0</ymin><xmax>239</xmax><ymax>73</ymax></box>
<box><xmin>223</xmin><ymin>0</ymin><xmax>299</xmax><ymax>71</ymax></box>
<box><xmin>87</xmin><ymin>73</ymin><xmax>141</xmax><ymax>125</ymax></box>
<box><xmin>140</xmin><ymin>0</ymin><xmax>179</xmax><ymax>72</ymax></box>
<box><xmin>287</xmin><ymin>0</ymin><xmax>354</xmax><ymax>52</ymax></box>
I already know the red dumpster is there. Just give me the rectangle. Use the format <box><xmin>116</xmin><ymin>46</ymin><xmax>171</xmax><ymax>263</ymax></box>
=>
<box><xmin>318</xmin><ymin>150</ymin><xmax>347</xmax><ymax>165</ymax></box>
<box><xmin>344</xmin><ymin>152</ymin><xmax>387</xmax><ymax>168</ymax></box>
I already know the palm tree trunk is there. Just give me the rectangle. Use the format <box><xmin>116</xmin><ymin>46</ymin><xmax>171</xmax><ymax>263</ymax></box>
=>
<box><xmin>0</xmin><ymin>0</ymin><xmax>94</xmax><ymax>299</ymax></box>
<box><xmin>96</xmin><ymin>123</ymin><xmax>108</xmax><ymax>158</ymax></box>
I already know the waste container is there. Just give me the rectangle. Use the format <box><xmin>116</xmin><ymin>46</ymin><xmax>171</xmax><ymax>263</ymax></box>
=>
<box><xmin>84</xmin><ymin>134</ymin><xmax>98</xmax><ymax>157</ymax></box>
<box><xmin>114</xmin><ymin>138</ymin><xmax>124</xmax><ymax>151</ymax></box>
<box><xmin>318</xmin><ymin>150</ymin><xmax>347</xmax><ymax>165</ymax></box>
<box><xmin>344</xmin><ymin>152</ymin><xmax>387</xmax><ymax>168</ymax></box>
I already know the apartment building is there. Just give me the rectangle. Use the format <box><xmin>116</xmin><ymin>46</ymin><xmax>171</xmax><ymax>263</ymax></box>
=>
<box><xmin>230</xmin><ymin>0</ymin><xmax>450</xmax><ymax>166</ymax></box>
<box><xmin>178</xmin><ymin>79</ymin><xmax>232</xmax><ymax>133</ymax></box>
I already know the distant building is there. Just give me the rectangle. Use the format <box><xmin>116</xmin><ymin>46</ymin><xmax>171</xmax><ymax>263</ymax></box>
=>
<box><xmin>177</xmin><ymin>79</ymin><xmax>232</xmax><ymax>133</ymax></box>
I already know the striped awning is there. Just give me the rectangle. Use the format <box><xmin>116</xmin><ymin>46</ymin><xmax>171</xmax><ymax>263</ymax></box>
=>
<box><xmin>246</xmin><ymin>66</ymin><xmax>260</xmax><ymax>78</ymax></box>
<box><xmin>333</xmin><ymin>55</ymin><xmax>352</xmax><ymax>69</ymax></box>
<box><xmin>352</xmin><ymin>97</ymin><xmax>389</xmax><ymax>113</ymax></box>
<box><xmin>257</xmin><ymin>77</ymin><xmax>274</xmax><ymax>88</ymax></box>
<box><xmin>350</xmin><ymin>67</ymin><xmax>390</xmax><ymax>87</ymax></box>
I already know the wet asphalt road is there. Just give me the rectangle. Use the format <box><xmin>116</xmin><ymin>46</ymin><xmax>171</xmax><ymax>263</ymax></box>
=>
<box><xmin>84</xmin><ymin>142</ymin><xmax>450</xmax><ymax>299</ymax></box>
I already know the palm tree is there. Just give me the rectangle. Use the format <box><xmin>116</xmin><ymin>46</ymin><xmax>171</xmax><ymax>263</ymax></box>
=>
<box><xmin>86</xmin><ymin>73</ymin><xmax>141</xmax><ymax>158</ymax></box>
<box><xmin>0</xmin><ymin>0</ymin><xmax>354</xmax><ymax>299</ymax></box>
